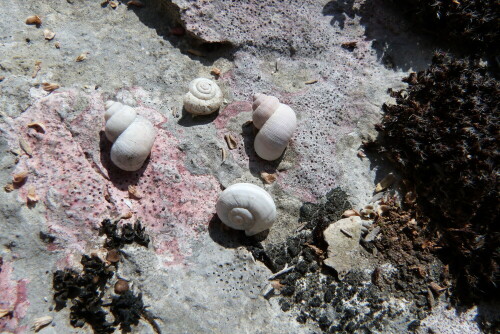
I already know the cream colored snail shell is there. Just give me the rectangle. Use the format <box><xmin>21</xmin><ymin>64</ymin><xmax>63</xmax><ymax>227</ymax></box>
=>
<box><xmin>216</xmin><ymin>183</ymin><xmax>277</xmax><ymax>236</ymax></box>
<box><xmin>252</xmin><ymin>93</ymin><xmax>297</xmax><ymax>161</ymax></box>
<box><xmin>183</xmin><ymin>78</ymin><xmax>223</xmax><ymax>115</ymax></box>
<box><xmin>104</xmin><ymin>101</ymin><xmax>156</xmax><ymax>171</ymax></box>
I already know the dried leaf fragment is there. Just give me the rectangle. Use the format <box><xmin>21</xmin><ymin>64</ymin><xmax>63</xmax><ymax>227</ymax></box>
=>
<box><xmin>27</xmin><ymin>185</ymin><xmax>39</xmax><ymax>203</ymax></box>
<box><xmin>211</xmin><ymin>67</ymin><xmax>221</xmax><ymax>76</ymax></box>
<box><xmin>429</xmin><ymin>282</ymin><xmax>447</xmax><ymax>295</ymax></box>
<box><xmin>187</xmin><ymin>49</ymin><xmax>205</xmax><ymax>57</ymax></box>
<box><xmin>4</xmin><ymin>183</ymin><xmax>15</xmax><ymax>192</ymax></box>
<box><xmin>128</xmin><ymin>185</ymin><xmax>143</xmax><ymax>199</ymax></box>
<box><xmin>27</xmin><ymin>122</ymin><xmax>46</xmax><ymax>133</ymax></box>
<box><xmin>32</xmin><ymin>61</ymin><xmax>42</xmax><ymax>78</ymax></box>
<box><xmin>32</xmin><ymin>316</ymin><xmax>52</xmax><ymax>332</ymax></box>
<box><xmin>19</xmin><ymin>138</ymin><xmax>33</xmax><ymax>156</ymax></box>
<box><xmin>0</xmin><ymin>308</ymin><xmax>12</xmax><ymax>318</ymax></box>
<box><xmin>270</xmin><ymin>280</ymin><xmax>285</xmax><ymax>290</ymax></box>
<box><xmin>304</xmin><ymin>79</ymin><xmax>318</xmax><ymax>85</ymax></box>
<box><xmin>375</xmin><ymin>173</ymin><xmax>396</xmax><ymax>193</ymax></box>
<box><xmin>13</xmin><ymin>171</ymin><xmax>28</xmax><ymax>184</ymax></box>
<box><xmin>120</xmin><ymin>211</ymin><xmax>133</xmax><ymax>219</ymax></box>
<box><xmin>43</xmin><ymin>29</ymin><xmax>55</xmax><ymax>40</ymax></box>
<box><xmin>224</xmin><ymin>133</ymin><xmax>238</xmax><ymax>150</ymax></box>
<box><xmin>106</xmin><ymin>249</ymin><xmax>121</xmax><ymax>263</ymax></box>
<box><xmin>75</xmin><ymin>53</ymin><xmax>87</xmax><ymax>62</ymax></box>
<box><xmin>305</xmin><ymin>243</ymin><xmax>324</xmax><ymax>257</ymax></box>
<box><xmin>221</xmin><ymin>147</ymin><xmax>227</xmax><ymax>162</ymax></box>
<box><xmin>109</xmin><ymin>1</ymin><xmax>118</xmax><ymax>8</ymax></box>
<box><xmin>260</xmin><ymin>172</ymin><xmax>277</xmax><ymax>184</ymax></box>
<box><xmin>42</xmin><ymin>82</ymin><xmax>60</xmax><ymax>92</ymax></box>
<box><xmin>342</xmin><ymin>209</ymin><xmax>360</xmax><ymax>218</ymax></box>
<box><xmin>26</xmin><ymin>15</ymin><xmax>42</xmax><ymax>25</ymax></box>
<box><xmin>127</xmin><ymin>1</ymin><xmax>144</xmax><ymax>7</ymax></box>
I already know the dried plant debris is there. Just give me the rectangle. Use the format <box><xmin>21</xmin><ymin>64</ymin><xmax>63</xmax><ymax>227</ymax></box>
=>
<box><xmin>239</xmin><ymin>188</ymin><xmax>450</xmax><ymax>332</ymax></box>
<box><xmin>376</xmin><ymin>52</ymin><xmax>499</xmax><ymax>302</ymax></box>
<box><xmin>25</xmin><ymin>15</ymin><xmax>42</xmax><ymax>26</ymax></box>
<box><xmin>99</xmin><ymin>218</ymin><xmax>150</xmax><ymax>249</ymax></box>
<box><xmin>385</xmin><ymin>0</ymin><xmax>499</xmax><ymax>55</ymax></box>
<box><xmin>42</xmin><ymin>82</ymin><xmax>60</xmax><ymax>92</ymax></box>
<box><xmin>53</xmin><ymin>218</ymin><xmax>151</xmax><ymax>333</ymax></box>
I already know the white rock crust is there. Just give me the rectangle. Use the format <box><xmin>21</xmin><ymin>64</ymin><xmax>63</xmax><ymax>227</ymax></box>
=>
<box><xmin>216</xmin><ymin>183</ymin><xmax>277</xmax><ymax>236</ymax></box>
<box><xmin>104</xmin><ymin>101</ymin><xmax>156</xmax><ymax>171</ymax></box>
<box><xmin>252</xmin><ymin>93</ymin><xmax>297</xmax><ymax>161</ymax></box>
<box><xmin>183</xmin><ymin>78</ymin><xmax>223</xmax><ymax>115</ymax></box>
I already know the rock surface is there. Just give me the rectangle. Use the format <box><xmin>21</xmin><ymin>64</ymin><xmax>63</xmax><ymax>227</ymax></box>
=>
<box><xmin>0</xmin><ymin>0</ymin><xmax>496</xmax><ymax>333</ymax></box>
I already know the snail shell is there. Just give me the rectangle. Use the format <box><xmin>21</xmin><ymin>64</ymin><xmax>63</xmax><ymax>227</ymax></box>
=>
<box><xmin>183</xmin><ymin>78</ymin><xmax>223</xmax><ymax>115</ymax></box>
<box><xmin>104</xmin><ymin>101</ymin><xmax>156</xmax><ymax>171</ymax></box>
<box><xmin>216</xmin><ymin>183</ymin><xmax>277</xmax><ymax>236</ymax></box>
<box><xmin>252</xmin><ymin>93</ymin><xmax>297</xmax><ymax>161</ymax></box>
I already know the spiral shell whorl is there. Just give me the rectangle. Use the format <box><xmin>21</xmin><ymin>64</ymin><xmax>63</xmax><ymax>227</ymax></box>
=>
<box><xmin>104</xmin><ymin>101</ymin><xmax>156</xmax><ymax>171</ymax></box>
<box><xmin>251</xmin><ymin>94</ymin><xmax>297</xmax><ymax>161</ymax></box>
<box><xmin>183</xmin><ymin>78</ymin><xmax>223</xmax><ymax>115</ymax></box>
<box><xmin>216</xmin><ymin>183</ymin><xmax>276</xmax><ymax>236</ymax></box>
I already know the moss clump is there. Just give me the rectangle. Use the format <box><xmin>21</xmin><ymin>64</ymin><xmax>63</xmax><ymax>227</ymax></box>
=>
<box><xmin>387</xmin><ymin>0</ymin><xmax>500</xmax><ymax>55</ymax></box>
<box><xmin>376</xmin><ymin>51</ymin><xmax>499</xmax><ymax>302</ymax></box>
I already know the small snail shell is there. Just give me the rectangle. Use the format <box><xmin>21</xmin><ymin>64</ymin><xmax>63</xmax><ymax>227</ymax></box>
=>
<box><xmin>104</xmin><ymin>101</ymin><xmax>156</xmax><ymax>171</ymax></box>
<box><xmin>216</xmin><ymin>183</ymin><xmax>276</xmax><ymax>236</ymax></box>
<box><xmin>183</xmin><ymin>78</ymin><xmax>223</xmax><ymax>115</ymax></box>
<box><xmin>252</xmin><ymin>93</ymin><xmax>297</xmax><ymax>161</ymax></box>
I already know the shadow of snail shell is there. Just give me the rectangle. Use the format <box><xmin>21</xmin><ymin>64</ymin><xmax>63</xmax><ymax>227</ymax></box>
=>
<box><xmin>183</xmin><ymin>78</ymin><xmax>223</xmax><ymax>115</ymax></box>
<box><xmin>216</xmin><ymin>183</ymin><xmax>277</xmax><ymax>236</ymax></box>
<box><xmin>252</xmin><ymin>93</ymin><xmax>297</xmax><ymax>161</ymax></box>
<box><xmin>104</xmin><ymin>101</ymin><xmax>156</xmax><ymax>171</ymax></box>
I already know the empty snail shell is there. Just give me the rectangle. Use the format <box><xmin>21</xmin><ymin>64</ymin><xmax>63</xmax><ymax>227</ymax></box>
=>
<box><xmin>252</xmin><ymin>93</ymin><xmax>297</xmax><ymax>161</ymax></box>
<box><xmin>104</xmin><ymin>101</ymin><xmax>156</xmax><ymax>171</ymax></box>
<box><xmin>216</xmin><ymin>183</ymin><xmax>276</xmax><ymax>236</ymax></box>
<box><xmin>183</xmin><ymin>78</ymin><xmax>223</xmax><ymax>115</ymax></box>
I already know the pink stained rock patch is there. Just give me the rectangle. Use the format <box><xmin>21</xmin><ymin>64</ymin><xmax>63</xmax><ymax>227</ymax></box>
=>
<box><xmin>1</xmin><ymin>89</ymin><xmax>219</xmax><ymax>266</ymax></box>
<box><xmin>0</xmin><ymin>262</ymin><xmax>29</xmax><ymax>333</ymax></box>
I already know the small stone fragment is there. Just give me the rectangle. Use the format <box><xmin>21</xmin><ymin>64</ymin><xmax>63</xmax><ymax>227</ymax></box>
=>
<box><xmin>32</xmin><ymin>61</ymin><xmax>42</xmax><ymax>78</ymax></box>
<box><xmin>27</xmin><ymin>185</ymin><xmax>39</xmax><ymax>203</ymax></box>
<box><xmin>224</xmin><ymin>133</ymin><xmax>238</xmax><ymax>150</ymax></box>
<box><xmin>375</xmin><ymin>173</ymin><xmax>396</xmax><ymax>193</ymax></box>
<box><xmin>357</xmin><ymin>150</ymin><xmax>366</xmax><ymax>158</ymax></box>
<box><xmin>41</xmin><ymin>82</ymin><xmax>60</xmax><ymax>92</ymax></box>
<box><xmin>128</xmin><ymin>185</ymin><xmax>143</xmax><ymax>199</ymax></box>
<box><xmin>19</xmin><ymin>138</ymin><xmax>33</xmax><ymax>156</ymax></box>
<box><xmin>32</xmin><ymin>316</ymin><xmax>52</xmax><ymax>332</ymax></box>
<box><xmin>0</xmin><ymin>76</ymin><xmax>5</xmax><ymax>81</ymax></box>
<box><xmin>4</xmin><ymin>184</ymin><xmax>15</xmax><ymax>192</ymax></box>
<box><xmin>43</xmin><ymin>29</ymin><xmax>55</xmax><ymax>40</ymax></box>
<box><xmin>363</xmin><ymin>226</ymin><xmax>380</xmax><ymax>242</ymax></box>
<box><xmin>26</xmin><ymin>15</ymin><xmax>42</xmax><ymax>25</ymax></box>
<box><xmin>27</xmin><ymin>122</ymin><xmax>46</xmax><ymax>133</ymax></box>
<box><xmin>114</xmin><ymin>280</ymin><xmax>130</xmax><ymax>294</ymax></box>
<box><xmin>75</xmin><ymin>53</ymin><xmax>87</xmax><ymax>62</ymax></box>
<box><xmin>54</xmin><ymin>42</ymin><xmax>61</xmax><ymax>49</ymax></box>
<box><xmin>260</xmin><ymin>172</ymin><xmax>277</xmax><ymax>184</ymax></box>
<box><xmin>109</xmin><ymin>1</ymin><xmax>118</xmax><ymax>8</ymax></box>
<box><xmin>106</xmin><ymin>249</ymin><xmax>121</xmax><ymax>263</ymax></box>
<box><xmin>13</xmin><ymin>171</ymin><xmax>28</xmax><ymax>184</ymax></box>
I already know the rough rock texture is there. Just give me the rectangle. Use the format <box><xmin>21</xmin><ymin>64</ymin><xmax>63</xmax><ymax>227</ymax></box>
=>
<box><xmin>1</xmin><ymin>0</ymin><xmax>497</xmax><ymax>333</ymax></box>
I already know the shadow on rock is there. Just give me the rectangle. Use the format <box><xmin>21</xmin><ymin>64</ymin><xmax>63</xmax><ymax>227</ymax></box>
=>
<box><xmin>208</xmin><ymin>214</ymin><xmax>269</xmax><ymax>249</ymax></box>
<box><xmin>240</xmin><ymin>122</ymin><xmax>283</xmax><ymax>177</ymax></box>
<box><xmin>323</xmin><ymin>0</ymin><xmax>441</xmax><ymax>72</ymax></box>
<box><xmin>99</xmin><ymin>131</ymin><xmax>150</xmax><ymax>191</ymax></box>
<box><xmin>177</xmin><ymin>108</ymin><xmax>220</xmax><ymax>127</ymax></box>
<box><xmin>122</xmin><ymin>0</ymin><xmax>235</xmax><ymax>65</ymax></box>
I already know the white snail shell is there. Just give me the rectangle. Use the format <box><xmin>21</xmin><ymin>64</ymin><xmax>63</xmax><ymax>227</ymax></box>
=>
<box><xmin>252</xmin><ymin>93</ymin><xmax>297</xmax><ymax>161</ymax></box>
<box><xmin>183</xmin><ymin>78</ymin><xmax>223</xmax><ymax>115</ymax></box>
<box><xmin>104</xmin><ymin>101</ymin><xmax>156</xmax><ymax>172</ymax></box>
<box><xmin>216</xmin><ymin>183</ymin><xmax>277</xmax><ymax>236</ymax></box>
